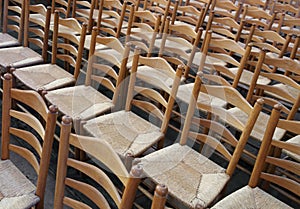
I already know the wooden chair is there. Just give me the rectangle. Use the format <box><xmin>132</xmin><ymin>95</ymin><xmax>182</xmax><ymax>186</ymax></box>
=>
<box><xmin>12</xmin><ymin>10</ymin><xmax>87</xmax><ymax>91</ymax></box>
<box><xmin>98</xmin><ymin>0</ymin><xmax>131</xmax><ymax>37</ymax></box>
<box><xmin>29</xmin><ymin>0</ymin><xmax>72</xmax><ymax>31</ymax></box>
<box><xmin>184</xmin><ymin>0</ymin><xmax>213</xmax><ymax>25</ymax></box>
<box><xmin>207</xmin><ymin>38</ymin><xmax>270</xmax><ymax>90</ymax></box>
<box><xmin>0</xmin><ymin>0</ymin><xmax>24</xmax><ymax>48</ymax></box>
<box><xmin>0</xmin><ymin>0</ymin><xmax>49</xmax><ymax>74</ymax></box>
<box><xmin>143</xmin><ymin>0</ymin><xmax>172</xmax><ymax>33</ymax></box>
<box><xmin>44</xmin><ymin>27</ymin><xmax>132</xmax><ymax>132</ymax></box>
<box><xmin>51</xmin><ymin>0</ymin><xmax>72</xmax><ymax>18</ymax></box>
<box><xmin>170</xmin><ymin>2</ymin><xmax>206</xmax><ymax>32</ymax></box>
<box><xmin>270</xmin><ymin>0</ymin><xmax>300</xmax><ymax>18</ymax></box>
<box><xmin>246</xmin><ymin>56</ymin><xmax>300</xmax><ymax>119</ymax></box>
<box><xmin>83</xmin><ymin>47</ymin><xmax>183</xmax><ymax>158</ymax></box>
<box><xmin>125</xmin><ymin>6</ymin><xmax>162</xmax><ymax>57</ymax></box>
<box><xmin>137</xmin><ymin>74</ymin><xmax>264</xmax><ymax>208</ymax></box>
<box><xmin>1</xmin><ymin>73</ymin><xmax>58</xmax><ymax>209</ymax></box>
<box><xmin>276</xmin><ymin>13</ymin><xmax>300</xmax><ymax>36</ymax></box>
<box><xmin>241</xmin><ymin>4</ymin><xmax>277</xmax><ymax>31</ymax></box>
<box><xmin>211</xmin><ymin>104</ymin><xmax>300</xmax><ymax>208</ymax></box>
<box><xmin>241</xmin><ymin>0</ymin><xmax>271</xmax><ymax>10</ymax></box>
<box><xmin>248</xmin><ymin>29</ymin><xmax>292</xmax><ymax>60</ymax></box>
<box><xmin>82</xmin><ymin>0</ymin><xmax>133</xmax><ymax>51</ymax></box>
<box><xmin>157</xmin><ymin>17</ymin><xmax>204</xmax><ymax>79</ymax></box>
<box><xmin>211</xmin><ymin>0</ymin><xmax>243</xmax><ymax>21</ymax></box>
<box><xmin>54</xmin><ymin>115</ymin><xmax>169</xmax><ymax>208</ymax></box>
<box><xmin>71</xmin><ymin>0</ymin><xmax>98</xmax><ymax>33</ymax></box>
<box><xmin>54</xmin><ymin>115</ymin><xmax>142</xmax><ymax>209</ymax></box>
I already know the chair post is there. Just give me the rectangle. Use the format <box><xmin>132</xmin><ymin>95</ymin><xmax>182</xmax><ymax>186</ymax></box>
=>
<box><xmin>119</xmin><ymin>164</ymin><xmax>143</xmax><ymax>209</ymax></box>
<box><xmin>226</xmin><ymin>98</ymin><xmax>264</xmax><ymax>176</ymax></box>
<box><xmin>248</xmin><ymin>104</ymin><xmax>282</xmax><ymax>188</ymax></box>
<box><xmin>36</xmin><ymin>105</ymin><xmax>58</xmax><ymax>209</ymax></box>
<box><xmin>54</xmin><ymin>116</ymin><xmax>73</xmax><ymax>209</ymax></box>
<box><xmin>1</xmin><ymin>73</ymin><xmax>12</xmax><ymax>160</ymax></box>
<box><xmin>151</xmin><ymin>184</ymin><xmax>168</xmax><ymax>209</ymax></box>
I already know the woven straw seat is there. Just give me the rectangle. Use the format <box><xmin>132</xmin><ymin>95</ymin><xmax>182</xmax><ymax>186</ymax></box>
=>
<box><xmin>84</xmin><ymin>110</ymin><xmax>163</xmax><ymax>157</ymax></box>
<box><xmin>13</xmin><ymin>64</ymin><xmax>75</xmax><ymax>91</ymax></box>
<box><xmin>0</xmin><ymin>160</ymin><xmax>39</xmax><ymax>209</ymax></box>
<box><xmin>227</xmin><ymin>107</ymin><xmax>286</xmax><ymax>141</ymax></box>
<box><xmin>212</xmin><ymin>186</ymin><xmax>292</xmax><ymax>209</ymax></box>
<box><xmin>0</xmin><ymin>33</ymin><xmax>19</xmax><ymax>48</ymax></box>
<box><xmin>45</xmin><ymin>85</ymin><xmax>114</xmax><ymax>119</ymax></box>
<box><xmin>0</xmin><ymin>46</ymin><xmax>43</xmax><ymax>69</ymax></box>
<box><xmin>140</xmin><ymin>143</ymin><xmax>230</xmax><ymax>208</ymax></box>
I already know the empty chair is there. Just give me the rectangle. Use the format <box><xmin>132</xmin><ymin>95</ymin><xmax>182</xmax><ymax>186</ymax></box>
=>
<box><xmin>125</xmin><ymin>6</ymin><xmax>162</xmax><ymax>57</ymax></box>
<box><xmin>12</xmin><ymin>10</ymin><xmax>87</xmax><ymax>91</ymax></box>
<box><xmin>207</xmin><ymin>38</ymin><xmax>270</xmax><ymax>90</ymax></box>
<box><xmin>0</xmin><ymin>0</ymin><xmax>50</xmax><ymax>73</ymax></box>
<box><xmin>83</xmin><ymin>47</ymin><xmax>183</xmax><ymax>158</ymax></box>
<box><xmin>157</xmin><ymin>17</ymin><xmax>204</xmax><ymax>79</ymax></box>
<box><xmin>1</xmin><ymin>73</ymin><xmax>58</xmax><ymax>209</ymax></box>
<box><xmin>170</xmin><ymin>2</ymin><xmax>206</xmax><ymax>32</ymax></box>
<box><xmin>0</xmin><ymin>0</ymin><xmax>24</xmax><ymax>48</ymax></box>
<box><xmin>211</xmin><ymin>104</ymin><xmax>300</xmax><ymax>208</ymax></box>
<box><xmin>143</xmin><ymin>0</ymin><xmax>172</xmax><ymax>33</ymax></box>
<box><xmin>44</xmin><ymin>27</ymin><xmax>132</xmax><ymax>131</ymax></box>
<box><xmin>137</xmin><ymin>74</ymin><xmax>264</xmax><ymax>208</ymax></box>
<box><xmin>277</xmin><ymin>13</ymin><xmax>300</xmax><ymax>36</ymax></box>
<box><xmin>55</xmin><ymin>115</ymin><xmax>170</xmax><ymax>208</ymax></box>
<box><xmin>241</xmin><ymin>5</ymin><xmax>277</xmax><ymax>31</ymax></box>
<box><xmin>54</xmin><ymin>115</ymin><xmax>142</xmax><ymax>209</ymax></box>
<box><xmin>211</xmin><ymin>0</ymin><xmax>243</xmax><ymax>21</ymax></box>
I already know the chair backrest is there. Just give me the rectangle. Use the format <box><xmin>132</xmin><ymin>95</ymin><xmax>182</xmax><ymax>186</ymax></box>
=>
<box><xmin>51</xmin><ymin>0</ymin><xmax>72</xmax><ymax>17</ymax></box>
<box><xmin>207</xmin><ymin>38</ymin><xmax>254</xmax><ymax>88</ymax></box>
<box><xmin>249</xmin><ymin>29</ymin><xmax>291</xmax><ymax>59</ymax></box>
<box><xmin>85</xmin><ymin>26</ymin><xmax>132</xmax><ymax>109</ymax></box>
<box><xmin>96</xmin><ymin>0</ymin><xmax>132</xmax><ymax>38</ymax></box>
<box><xmin>126</xmin><ymin>47</ymin><xmax>183</xmax><ymax>148</ymax></box>
<box><xmin>179</xmin><ymin>73</ymin><xmax>264</xmax><ymax>176</ymax></box>
<box><xmin>143</xmin><ymin>0</ymin><xmax>172</xmax><ymax>33</ymax></box>
<box><xmin>206</xmin><ymin>10</ymin><xmax>252</xmax><ymax>42</ymax></box>
<box><xmin>211</xmin><ymin>0</ymin><xmax>243</xmax><ymax>21</ymax></box>
<box><xmin>242</xmin><ymin>0</ymin><xmax>270</xmax><ymax>10</ymax></box>
<box><xmin>126</xmin><ymin>7</ymin><xmax>162</xmax><ymax>56</ymax></box>
<box><xmin>2</xmin><ymin>0</ymin><xmax>25</xmax><ymax>43</ymax></box>
<box><xmin>71</xmin><ymin>0</ymin><xmax>96</xmax><ymax>33</ymax></box>
<box><xmin>158</xmin><ymin>16</ymin><xmax>203</xmax><ymax>79</ymax></box>
<box><xmin>1</xmin><ymin>73</ymin><xmax>58</xmax><ymax>208</ymax></box>
<box><xmin>248</xmin><ymin>104</ymin><xmax>300</xmax><ymax>203</ymax></box>
<box><xmin>241</xmin><ymin>5</ymin><xmax>277</xmax><ymax>30</ymax></box>
<box><xmin>24</xmin><ymin>3</ymin><xmax>51</xmax><ymax>61</ymax></box>
<box><xmin>51</xmin><ymin>10</ymin><xmax>87</xmax><ymax>80</ymax></box>
<box><xmin>54</xmin><ymin>115</ymin><xmax>143</xmax><ymax>209</ymax></box>
<box><xmin>277</xmin><ymin>13</ymin><xmax>300</xmax><ymax>36</ymax></box>
<box><xmin>270</xmin><ymin>0</ymin><xmax>299</xmax><ymax>17</ymax></box>
<box><xmin>170</xmin><ymin>2</ymin><xmax>206</xmax><ymax>32</ymax></box>
<box><xmin>185</xmin><ymin>0</ymin><xmax>213</xmax><ymax>26</ymax></box>
<box><xmin>249</xmin><ymin>56</ymin><xmax>300</xmax><ymax>120</ymax></box>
